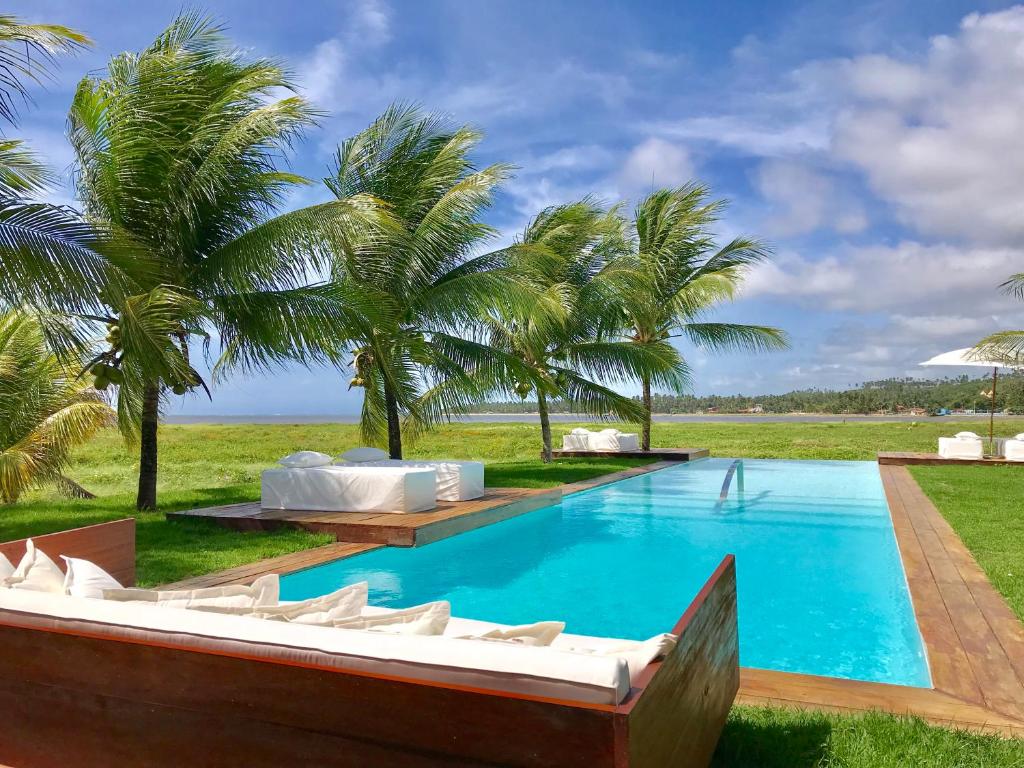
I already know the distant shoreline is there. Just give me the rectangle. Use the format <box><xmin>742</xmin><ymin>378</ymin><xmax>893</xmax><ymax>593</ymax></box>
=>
<box><xmin>163</xmin><ymin>412</ymin><xmax>1015</xmax><ymax>425</ymax></box>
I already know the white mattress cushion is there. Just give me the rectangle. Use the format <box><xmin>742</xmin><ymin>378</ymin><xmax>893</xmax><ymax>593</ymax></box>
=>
<box><xmin>278</xmin><ymin>451</ymin><xmax>334</xmax><ymax>468</ymax></box>
<box><xmin>6</xmin><ymin>540</ymin><xmax>65</xmax><ymax>593</ymax></box>
<box><xmin>262</xmin><ymin>465</ymin><xmax>437</xmax><ymax>513</ymax></box>
<box><xmin>1004</xmin><ymin>439</ymin><xmax>1024</xmax><ymax>461</ymax></box>
<box><xmin>455</xmin><ymin>621</ymin><xmax>565</xmax><ymax>647</ymax></box>
<box><xmin>355</xmin><ymin>460</ymin><xmax>485</xmax><ymax>501</ymax></box>
<box><xmin>938</xmin><ymin>437</ymin><xmax>984</xmax><ymax>459</ymax></box>
<box><xmin>61</xmin><ymin>556</ymin><xmax>123</xmax><ymax>599</ymax></box>
<box><xmin>250</xmin><ymin>582</ymin><xmax>367</xmax><ymax>624</ymax></box>
<box><xmin>334</xmin><ymin>601</ymin><xmax>450</xmax><ymax>635</ymax></box>
<box><xmin>339</xmin><ymin>447</ymin><xmax>389</xmax><ymax>463</ymax></box>
<box><xmin>0</xmin><ymin>589</ymin><xmax>629</xmax><ymax>705</ymax></box>
<box><xmin>104</xmin><ymin>574</ymin><xmax>279</xmax><ymax>611</ymax></box>
<box><xmin>552</xmin><ymin>632</ymin><xmax>677</xmax><ymax>681</ymax></box>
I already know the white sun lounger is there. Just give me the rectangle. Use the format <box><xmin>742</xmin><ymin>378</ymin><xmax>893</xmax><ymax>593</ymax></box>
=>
<box><xmin>343</xmin><ymin>459</ymin><xmax>485</xmax><ymax>501</ymax></box>
<box><xmin>261</xmin><ymin>465</ymin><xmax>437</xmax><ymax>513</ymax></box>
<box><xmin>1003</xmin><ymin>433</ymin><xmax>1024</xmax><ymax>462</ymax></box>
<box><xmin>561</xmin><ymin>428</ymin><xmax>640</xmax><ymax>452</ymax></box>
<box><xmin>937</xmin><ymin>432</ymin><xmax>985</xmax><ymax>460</ymax></box>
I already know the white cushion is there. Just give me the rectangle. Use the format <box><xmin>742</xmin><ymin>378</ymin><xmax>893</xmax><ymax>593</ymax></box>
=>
<box><xmin>61</xmin><ymin>556</ymin><xmax>123</xmax><ymax>599</ymax></box>
<box><xmin>6</xmin><ymin>540</ymin><xmax>65</xmax><ymax>593</ymax></box>
<box><xmin>1004</xmin><ymin>439</ymin><xmax>1024</xmax><ymax>462</ymax></box>
<box><xmin>339</xmin><ymin>447</ymin><xmax>389</xmax><ymax>463</ymax></box>
<box><xmin>1014</xmin><ymin>433</ymin><xmax>1024</xmax><ymax>441</ymax></box>
<box><xmin>938</xmin><ymin>437</ymin><xmax>984</xmax><ymax>460</ymax></box>
<box><xmin>249</xmin><ymin>582</ymin><xmax>368</xmax><ymax>625</ymax></box>
<box><xmin>278</xmin><ymin>451</ymin><xmax>334</xmax><ymax>468</ymax></box>
<box><xmin>333</xmin><ymin>602</ymin><xmax>450</xmax><ymax>635</ymax></box>
<box><xmin>353</xmin><ymin>460</ymin><xmax>485</xmax><ymax>501</ymax></box>
<box><xmin>458</xmin><ymin>621</ymin><xmax>565</xmax><ymax>647</ymax></box>
<box><xmin>262</xmin><ymin>465</ymin><xmax>437</xmax><ymax>514</ymax></box>
<box><xmin>104</xmin><ymin>574</ymin><xmax>279</xmax><ymax>611</ymax></box>
<box><xmin>0</xmin><ymin>554</ymin><xmax>13</xmax><ymax>582</ymax></box>
<box><xmin>553</xmin><ymin>632</ymin><xmax>678</xmax><ymax>681</ymax></box>
<box><xmin>953</xmin><ymin>431</ymin><xmax>981</xmax><ymax>440</ymax></box>
<box><xmin>0</xmin><ymin>589</ymin><xmax>630</xmax><ymax>705</ymax></box>
<box><xmin>570</xmin><ymin>428</ymin><xmax>591</xmax><ymax>435</ymax></box>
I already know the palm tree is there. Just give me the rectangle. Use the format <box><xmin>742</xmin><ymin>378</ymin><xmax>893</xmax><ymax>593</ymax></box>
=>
<box><xmin>615</xmin><ymin>185</ymin><xmax>788</xmax><ymax>450</ymax></box>
<box><xmin>488</xmin><ymin>200</ymin><xmax>689</xmax><ymax>462</ymax></box>
<box><xmin>324</xmin><ymin>105</ymin><xmax>532</xmax><ymax>458</ymax></box>
<box><xmin>0</xmin><ymin>311</ymin><xmax>114</xmax><ymax>503</ymax></box>
<box><xmin>48</xmin><ymin>13</ymin><xmax>380</xmax><ymax>509</ymax></box>
<box><xmin>974</xmin><ymin>274</ymin><xmax>1024</xmax><ymax>362</ymax></box>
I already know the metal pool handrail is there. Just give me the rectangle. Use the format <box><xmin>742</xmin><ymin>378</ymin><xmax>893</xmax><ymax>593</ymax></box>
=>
<box><xmin>715</xmin><ymin>459</ymin><xmax>745</xmax><ymax>512</ymax></box>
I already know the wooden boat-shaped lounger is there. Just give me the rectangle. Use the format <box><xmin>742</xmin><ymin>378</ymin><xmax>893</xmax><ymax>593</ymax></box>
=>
<box><xmin>0</xmin><ymin>519</ymin><xmax>739</xmax><ymax>768</ymax></box>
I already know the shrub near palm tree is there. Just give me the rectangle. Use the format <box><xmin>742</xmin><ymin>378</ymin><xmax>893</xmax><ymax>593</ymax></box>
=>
<box><xmin>55</xmin><ymin>14</ymin><xmax>379</xmax><ymax>509</ymax></box>
<box><xmin>0</xmin><ymin>311</ymin><xmax>114</xmax><ymax>504</ymax></box>
<box><xmin>489</xmin><ymin>200</ymin><xmax>689</xmax><ymax>462</ymax></box>
<box><xmin>615</xmin><ymin>184</ymin><xmax>788</xmax><ymax>450</ymax></box>
<box><xmin>325</xmin><ymin>105</ymin><xmax>532</xmax><ymax>458</ymax></box>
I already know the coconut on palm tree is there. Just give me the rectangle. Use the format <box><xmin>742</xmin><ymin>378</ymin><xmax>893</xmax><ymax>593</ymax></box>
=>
<box><xmin>324</xmin><ymin>105</ymin><xmax>534</xmax><ymax>458</ymax></box>
<box><xmin>488</xmin><ymin>200</ymin><xmax>689</xmax><ymax>462</ymax></box>
<box><xmin>0</xmin><ymin>311</ymin><xmax>114</xmax><ymax>503</ymax></box>
<box><xmin>614</xmin><ymin>184</ymin><xmax>788</xmax><ymax>450</ymax></box>
<box><xmin>49</xmin><ymin>13</ymin><xmax>381</xmax><ymax>509</ymax></box>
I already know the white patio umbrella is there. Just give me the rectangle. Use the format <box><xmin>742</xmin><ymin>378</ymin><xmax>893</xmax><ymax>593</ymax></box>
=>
<box><xmin>920</xmin><ymin>347</ymin><xmax>1018</xmax><ymax>451</ymax></box>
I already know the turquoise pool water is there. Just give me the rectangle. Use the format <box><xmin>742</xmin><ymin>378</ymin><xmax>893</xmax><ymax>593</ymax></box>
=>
<box><xmin>281</xmin><ymin>459</ymin><xmax>931</xmax><ymax>687</ymax></box>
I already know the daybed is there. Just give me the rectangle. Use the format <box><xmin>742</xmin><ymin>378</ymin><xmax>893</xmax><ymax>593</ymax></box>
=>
<box><xmin>562</xmin><ymin>428</ymin><xmax>641</xmax><ymax>452</ymax></box>
<box><xmin>1003</xmin><ymin>433</ymin><xmax>1024</xmax><ymax>462</ymax></box>
<box><xmin>261</xmin><ymin>464</ymin><xmax>437</xmax><ymax>513</ymax></box>
<box><xmin>937</xmin><ymin>431</ymin><xmax>985</xmax><ymax>460</ymax></box>
<box><xmin>341</xmin><ymin>457</ymin><xmax>486</xmax><ymax>501</ymax></box>
<box><xmin>0</xmin><ymin>520</ymin><xmax>739</xmax><ymax>768</ymax></box>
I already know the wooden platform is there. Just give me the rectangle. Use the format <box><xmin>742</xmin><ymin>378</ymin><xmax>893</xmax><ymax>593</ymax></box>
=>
<box><xmin>738</xmin><ymin>464</ymin><xmax>1024</xmax><ymax>736</ymax></box>
<box><xmin>550</xmin><ymin>447</ymin><xmax>709</xmax><ymax>461</ymax></box>
<box><xmin>879</xmin><ymin>451</ymin><xmax>1023</xmax><ymax>467</ymax></box>
<box><xmin>168</xmin><ymin>487</ymin><xmax>560</xmax><ymax>547</ymax></box>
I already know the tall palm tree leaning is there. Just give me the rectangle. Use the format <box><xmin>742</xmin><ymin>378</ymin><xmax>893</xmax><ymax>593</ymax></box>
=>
<box><xmin>324</xmin><ymin>105</ymin><xmax>534</xmax><ymax>458</ymax></box>
<box><xmin>974</xmin><ymin>273</ymin><xmax>1024</xmax><ymax>363</ymax></box>
<box><xmin>614</xmin><ymin>184</ymin><xmax>788</xmax><ymax>450</ymax></box>
<box><xmin>488</xmin><ymin>200</ymin><xmax>690</xmax><ymax>462</ymax></box>
<box><xmin>54</xmin><ymin>14</ymin><xmax>379</xmax><ymax>509</ymax></box>
<box><xmin>0</xmin><ymin>311</ymin><xmax>115</xmax><ymax>503</ymax></box>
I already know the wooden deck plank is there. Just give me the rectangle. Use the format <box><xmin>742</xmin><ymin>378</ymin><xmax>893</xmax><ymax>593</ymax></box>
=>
<box><xmin>879</xmin><ymin>452</ymin><xmax>1024</xmax><ymax>467</ymax></box>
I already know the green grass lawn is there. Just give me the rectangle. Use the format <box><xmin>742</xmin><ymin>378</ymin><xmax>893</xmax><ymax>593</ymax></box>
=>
<box><xmin>3</xmin><ymin>419</ymin><xmax>1024</xmax><ymax>764</ymax></box>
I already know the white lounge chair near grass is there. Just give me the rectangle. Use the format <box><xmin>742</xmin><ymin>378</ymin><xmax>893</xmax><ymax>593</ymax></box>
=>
<box><xmin>937</xmin><ymin>432</ymin><xmax>985</xmax><ymax>460</ymax></box>
<box><xmin>561</xmin><ymin>428</ymin><xmax>640</xmax><ymax>452</ymax></box>
<box><xmin>336</xmin><ymin>448</ymin><xmax>486</xmax><ymax>501</ymax></box>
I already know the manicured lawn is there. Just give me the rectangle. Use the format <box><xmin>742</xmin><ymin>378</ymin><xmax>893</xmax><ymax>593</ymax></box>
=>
<box><xmin>714</xmin><ymin>707</ymin><xmax>1024</xmax><ymax>767</ymax></box>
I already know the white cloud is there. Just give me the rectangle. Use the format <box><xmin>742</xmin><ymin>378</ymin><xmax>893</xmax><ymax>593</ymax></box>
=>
<box><xmin>833</xmin><ymin>6</ymin><xmax>1024</xmax><ymax>245</ymax></box>
<box><xmin>617</xmin><ymin>137</ymin><xmax>695</xmax><ymax>198</ymax></box>
<box><xmin>350</xmin><ymin>0</ymin><xmax>391</xmax><ymax>46</ymax></box>
<box><xmin>744</xmin><ymin>240</ymin><xmax>1024</xmax><ymax>315</ymax></box>
<box><xmin>647</xmin><ymin>114</ymin><xmax>831</xmax><ymax>158</ymax></box>
<box><xmin>752</xmin><ymin>159</ymin><xmax>866</xmax><ymax>236</ymax></box>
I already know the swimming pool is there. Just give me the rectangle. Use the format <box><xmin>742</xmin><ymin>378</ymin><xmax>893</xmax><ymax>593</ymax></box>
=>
<box><xmin>281</xmin><ymin>458</ymin><xmax>931</xmax><ymax>687</ymax></box>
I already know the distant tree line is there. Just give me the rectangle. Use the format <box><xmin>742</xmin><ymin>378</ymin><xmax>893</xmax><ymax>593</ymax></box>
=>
<box><xmin>479</xmin><ymin>374</ymin><xmax>1024</xmax><ymax>415</ymax></box>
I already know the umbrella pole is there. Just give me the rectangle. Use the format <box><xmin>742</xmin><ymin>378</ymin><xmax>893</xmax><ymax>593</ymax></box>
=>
<box><xmin>990</xmin><ymin>366</ymin><xmax>998</xmax><ymax>455</ymax></box>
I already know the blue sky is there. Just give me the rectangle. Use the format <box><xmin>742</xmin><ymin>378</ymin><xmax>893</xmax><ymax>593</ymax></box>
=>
<box><xmin>10</xmin><ymin>0</ymin><xmax>1024</xmax><ymax>414</ymax></box>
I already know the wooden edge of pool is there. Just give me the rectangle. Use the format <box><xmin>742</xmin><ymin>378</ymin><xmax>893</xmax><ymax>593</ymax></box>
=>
<box><xmin>165</xmin><ymin>459</ymin><xmax>1024</xmax><ymax>737</ymax></box>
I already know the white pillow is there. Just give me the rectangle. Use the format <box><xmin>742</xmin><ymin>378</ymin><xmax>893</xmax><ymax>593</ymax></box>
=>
<box><xmin>6</xmin><ymin>540</ymin><xmax>65</xmax><ymax>593</ymax></box>
<box><xmin>62</xmin><ymin>555</ymin><xmax>124</xmax><ymax>599</ymax></box>
<box><xmin>1014</xmin><ymin>433</ymin><xmax>1024</xmax><ymax>441</ymax></box>
<box><xmin>0</xmin><ymin>553</ymin><xmax>14</xmax><ymax>582</ymax></box>
<box><xmin>249</xmin><ymin>582</ymin><xmax>368</xmax><ymax>625</ymax></box>
<box><xmin>458</xmin><ymin>621</ymin><xmax>565</xmax><ymax>647</ymax></box>
<box><xmin>570</xmin><ymin>428</ymin><xmax>591</xmax><ymax>435</ymax></box>
<box><xmin>278</xmin><ymin>451</ymin><xmax>334</xmax><ymax>468</ymax></box>
<box><xmin>104</xmin><ymin>574</ymin><xmax>279</xmax><ymax>611</ymax></box>
<box><xmin>954</xmin><ymin>432</ymin><xmax>981</xmax><ymax>440</ymax></box>
<box><xmin>333</xmin><ymin>601</ymin><xmax>450</xmax><ymax>635</ymax></box>
<box><xmin>339</xmin><ymin>447</ymin><xmax>389</xmax><ymax>463</ymax></box>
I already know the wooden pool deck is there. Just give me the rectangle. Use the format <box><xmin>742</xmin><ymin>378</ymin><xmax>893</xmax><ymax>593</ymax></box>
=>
<box><xmin>164</xmin><ymin>459</ymin><xmax>1024</xmax><ymax>736</ymax></box>
<box><xmin>879</xmin><ymin>451</ymin><xmax>1023</xmax><ymax>467</ymax></box>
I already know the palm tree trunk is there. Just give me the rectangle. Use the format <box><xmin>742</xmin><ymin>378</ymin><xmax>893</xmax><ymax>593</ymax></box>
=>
<box><xmin>136</xmin><ymin>382</ymin><xmax>160</xmax><ymax>511</ymax></box>
<box><xmin>538</xmin><ymin>390</ymin><xmax>553</xmax><ymax>463</ymax></box>
<box><xmin>383</xmin><ymin>380</ymin><xmax>403</xmax><ymax>459</ymax></box>
<box><xmin>641</xmin><ymin>373</ymin><xmax>652</xmax><ymax>452</ymax></box>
